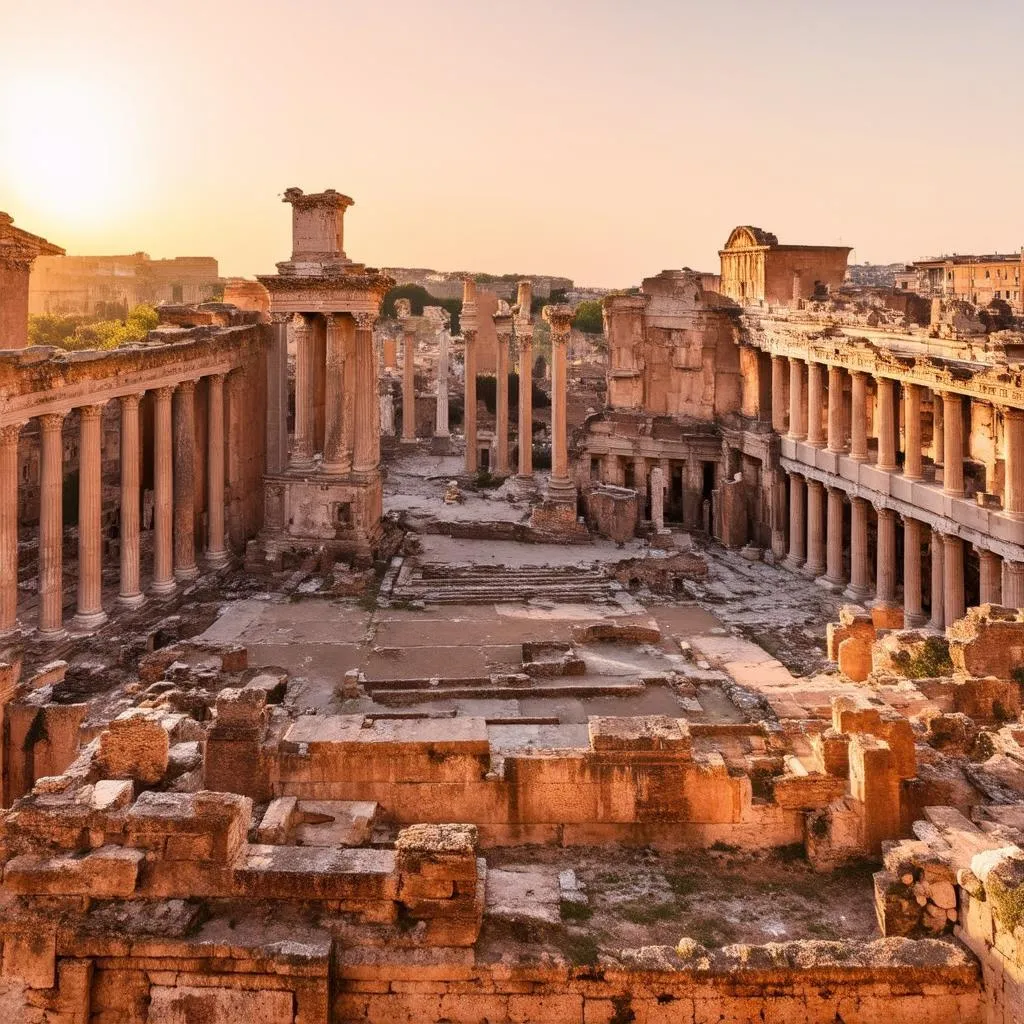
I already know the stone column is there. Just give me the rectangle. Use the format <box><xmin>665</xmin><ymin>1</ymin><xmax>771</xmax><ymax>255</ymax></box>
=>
<box><xmin>979</xmin><ymin>549</ymin><xmax>1003</xmax><ymax>606</ymax></box>
<box><xmin>322</xmin><ymin>314</ymin><xmax>353</xmax><ymax>474</ymax></box>
<box><xmin>804</xmin><ymin>479</ymin><xmax>826</xmax><ymax>577</ymax></box>
<box><xmin>784</xmin><ymin>473</ymin><xmax>806</xmax><ymax>570</ymax></box>
<box><xmin>206</xmin><ymin>374</ymin><xmax>228</xmax><ymax>567</ymax></box>
<box><xmin>943</xmin><ymin>392</ymin><xmax>965</xmax><ymax>497</ymax></box>
<box><xmin>435</xmin><ymin>327</ymin><xmax>450</xmax><ymax>443</ymax></box>
<box><xmin>463</xmin><ymin>329</ymin><xmax>478</xmax><ymax>472</ymax></box>
<box><xmin>173</xmin><ymin>381</ymin><xmax>198</xmax><ymax>581</ymax></box>
<box><xmin>788</xmin><ymin>358</ymin><xmax>806</xmax><ymax>440</ymax></box>
<box><xmin>874</xmin><ymin>507</ymin><xmax>897</xmax><ymax>607</ymax></box>
<box><xmin>943</xmin><ymin>534</ymin><xmax>965</xmax><ymax>624</ymax></box>
<box><xmin>929</xmin><ymin>530</ymin><xmax>945</xmax><ymax>630</ymax></box>
<box><xmin>38</xmin><ymin>413</ymin><xmax>65</xmax><ymax>635</ymax></box>
<box><xmin>290</xmin><ymin>315</ymin><xmax>316</xmax><ymax>469</ymax></box>
<box><xmin>1003</xmin><ymin>561</ymin><xmax>1024</xmax><ymax>609</ymax></box>
<box><xmin>352</xmin><ymin>313</ymin><xmax>380</xmax><ymax>475</ymax></box>
<box><xmin>827</xmin><ymin>366</ymin><xmax>845</xmax><ymax>452</ymax></box>
<box><xmin>266</xmin><ymin>313</ymin><xmax>289</xmax><ymax>475</ymax></box>
<box><xmin>806</xmin><ymin>361</ymin><xmax>825</xmax><ymax>447</ymax></box>
<box><xmin>383</xmin><ymin>335</ymin><xmax>397</xmax><ymax>370</ymax></box>
<box><xmin>824</xmin><ymin>487</ymin><xmax>846</xmax><ymax>589</ymax></box>
<box><xmin>931</xmin><ymin>391</ymin><xmax>944</xmax><ymax>466</ymax></box>
<box><xmin>650</xmin><ymin>465</ymin><xmax>665</xmax><ymax>532</ymax></box>
<box><xmin>845</xmin><ymin>497</ymin><xmax>872</xmax><ymax>602</ymax></box>
<box><xmin>401</xmin><ymin>320</ymin><xmax>417</xmax><ymax>443</ymax></box>
<box><xmin>517</xmin><ymin>323</ymin><xmax>533</xmax><ymax>479</ymax></box>
<box><xmin>850</xmin><ymin>372</ymin><xmax>868</xmax><ymax>461</ymax></box>
<box><xmin>902</xmin><ymin>517</ymin><xmax>926</xmax><ymax>626</ymax></box>
<box><xmin>544</xmin><ymin>305</ymin><xmax>576</xmax><ymax>503</ymax></box>
<box><xmin>152</xmin><ymin>387</ymin><xmax>175</xmax><ymax>595</ymax></box>
<box><xmin>493</xmin><ymin>314</ymin><xmax>512</xmax><ymax>475</ymax></box>
<box><xmin>1004</xmin><ymin>408</ymin><xmax>1024</xmax><ymax>518</ymax></box>
<box><xmin>118</xmin><ymin>394</ymin><xmax>144</xmax><ymax>607</ymax></box>
<box><xmin>771</xmin><ymin>355</ymin><xmax>788</xmax><ymax>434</ymax></box>
<box><xmin>876</xmin><ymin>378</ymin><xmax>898</xmax><ymax>471</ymax></box>
<box><xmin>904</xmin><ymin>384</ymin><xmax>923</xmax><ymax>480</ymax></box>
<box><xmin>0</xmin><ymin>424</ymin><xmax>21</xmax><ymax>634</ymax></box>
<box><xmin>379</xmin><ymin>383</ymin><xmax>395</xmax><ymax>438</ymax></box>
<box><xmin>73</xmin><ymin>404</ymin><xmax>107</xmax><ymax>629</ymax></box>
<box><xmin>633</xmin><ymin>456</ymin><xmax>648</xmax><ymax>523</ymax></box>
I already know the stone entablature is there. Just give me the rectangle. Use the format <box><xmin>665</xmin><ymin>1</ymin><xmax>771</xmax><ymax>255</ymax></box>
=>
<box><xmin>0</xmin><ymin>212</ymin><xmax>64</xmax><ymax>350</ymax></box>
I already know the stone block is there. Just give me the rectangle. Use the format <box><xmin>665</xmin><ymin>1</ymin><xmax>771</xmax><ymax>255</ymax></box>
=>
<box><xmin>1</xmin><ymin>931</ymin><xmax>55</xmax><ymax>989</ymax></box>
<box><xmin>587</xmin><ymin>716</ymin><xmax>691</xmax><ymax>754</ymax></box>
<box><xmin>947</xmin><ymin>605</ymin><xmax>1024</xmax><ymax>681</ymax></box>
<box><xmin>871</xmin><ymin>605</ymin><xmax>905</xmax><ymax>631</ymax></box>
<box><xmin>95</xmin><ymin>709</ymin><xmax>169</xmax><ymax>784</ymax></box>
<box><xmin>3</xmin><ymin>846</ymin><xmax>143</xmax><ymax>897</ymax></box>
<box><xmin>257</xmin><ymin>797</ymin><xmax>299</xmax><ymax>844</ymax></box>
<box><xmin>837</xmin><ymin>634</ymin><xmax>873</xmax><ymax>682</ymax></box>
<box><xmin>147</xmin><ymin>986</ymin><xmax>293</xmax><ymax>1024</ymax></box>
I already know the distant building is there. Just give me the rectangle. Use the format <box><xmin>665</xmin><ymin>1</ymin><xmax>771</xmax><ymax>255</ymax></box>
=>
<box><xmin>845</xmin><ymin>263</ymin><xmax>904</xmax><ymax>289</ymax></box>
<box><xmin>901</xmin><ymin>253</ymin><xmax>1023</xmax><ymax>312</ymax></box>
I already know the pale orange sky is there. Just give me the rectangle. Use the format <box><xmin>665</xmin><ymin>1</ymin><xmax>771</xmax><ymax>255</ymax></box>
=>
<box><xmin>1</xmin><ymin>0</ymin><xmax>1021</xmax><ymax>287</ymax></box>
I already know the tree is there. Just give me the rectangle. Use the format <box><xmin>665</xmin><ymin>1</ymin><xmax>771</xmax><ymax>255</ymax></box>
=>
<box><xmin>29</xmin><ymin>304</ymin><xmax>159</xmax><ymax>351</ymax></box>
<box><xmin>572</xmin><ymin>300</ymin><xmax>604</xmax><ymax>335</ymax></box>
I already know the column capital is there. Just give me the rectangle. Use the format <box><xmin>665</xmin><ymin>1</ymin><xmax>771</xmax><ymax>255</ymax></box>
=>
<box><xmin>1001</xmin><ymin>405</ymin><xmax>1024</xmax><ymax>421</ymax></box>
<box><xmin>175</xmin><ymin>379</ymin><xmax>197</xmax><ymax>397</ymax></box>
<box><xmin>352</xmin><ymin>311</ymin><xmax>377</xmax><ymax>332</ymax></box>
<box><xmin>38</xmin><ymin>412</ymin><xmax>65</xmax><ymax>431</ymax></box>
<box><xmin>78</xmin><ymin>403</ymin><xmax>106</xmax><ymax>421</ymax></box>
<box><xmin>154</xmin><ymin>385</ymin><xmax>175</xmax><ymax>402</ymax></box>
<box><xmin>324</xmin><ymin>312</ymin><xmax>348</xmax><ymax>331</ymax></box>
<box><xmin>269</xmin><ymin>311</ymin><xmax>292</xmax><ymax>325</ymax></box>
<box><xmin>207</xmin><ymin>372</ymin><xmax>226</xmax><ymax>387</ymax></box>
<box><xmin>0</xmin><ymin>422</ymin><xmax>24</xmax><ymax>444</ymax></box>
<box><xmin>120</xmin><ymin>392</ymin><xmax>144</xmax><ymax>411</ymax></box>
<box><xmin>462</xmin><ymin>327</ymin><xmax>477</xmax><ymax>346</ymax></box>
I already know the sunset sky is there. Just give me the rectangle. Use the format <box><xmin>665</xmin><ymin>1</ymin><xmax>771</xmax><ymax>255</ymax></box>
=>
<box><xmin>1</xmin><ymin>0</ymin><xmax>1021</xmax><ymax>287</ymax></box>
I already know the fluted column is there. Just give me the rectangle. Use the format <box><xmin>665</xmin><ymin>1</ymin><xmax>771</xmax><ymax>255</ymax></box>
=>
<box><xmin>845</xmin><ymin>497</ymin><xmax>872</xmax><ymax>602</ymax></box>
<box><xmin>290</xmin><ymin>315</ymin><xmax>316</xmax><ymax>469</ymax></box>
<box><xmin>266</xmin><ymin>313</ymin><xmax>289</xmax><ymax>475</ymax></box>
<box><xmin>902</xmin><ymin>517</ymin><xmax>926</xmax><ymax>627</ymax></box>
<box><xmin>784</xmin><ymin>473</ymin><xmax>806</xmax><ymax>570</ymax></box>
<box><xmin>806</xmin><ymin>361</ymin><xmax>825</xmax><ymax>447</ymax></box>
<box><xmin>435</xmin><ymin>327</ymin><xmax>450</xmax><ymax>442</ymax></box>
<box><xmin>931</xmin><ymin>391</ymin><xmax>944</xmax><ymax>466</ymax></box>
<box><xmin>206</xmin><ymin>374</ymin><xmax>228</xmax><ymax>567</ymax></box>
<box><xmin>942</xmin><ymin>392</ymin><xmax>965</xmax><ymax>497</ymax></box>
<box><xmin>352</xmin><ymin>313</ymin><xmax>380</xmax><ymax>474</ymax></box>
<box><xmin>824</xmin><ymin>487</ymin><xmax>846</xmax><ymax>589</ymax></box>
<box><xmin>73</xmin><ymin>404</ymin><xmax>107</xmax><ymax>628</ymax></box>
<box><xmin>1004</xmin><ymin>407</ymin><xmax>1024</xmax><ymax>518</ymax></box>
<box><xmin>544</xmin><ymin>305</ymin><xmax>576</xmax><ymax>503</ymax></box>
<box><xmin>804</xmin><ymin>479</ymin><xmax>826</xmax><ymax>577</ymax></box>
<box><xmin>152</xmin><ymin>387</ymin><xmax>175</xmax><ymax>595</ymax></box>
<box><xmin>38</xmin><ymin>413</ymin><xmax>66</xmax><ymax>634</ymax></box>
<box><xmin>118</xmin><ymin>394</ymin><xmax>144</xmax><ymax>607</ymax></box>
<box><xmin>874</xmin><ymin>507</ymin><xmax>897</xmax><ymax>607</ymax></box>
<box><xmin>876</xmin><ymin>378</ymin><xmax>897</xmax><ymax>471</ymax></box>
<box><xmin>943</xmin><ymin>534</ymin><xmax>965</xmax><ymax>624</ymax></box>
<box><xmin>850</xmin><ymin>372</ymin><xmax>868</xmax><ymax>461</ymax></box>
<box><xmin>463</xmin><ymin>329</ymin><xmax>478</xmax><ymax>472</ymax></box>
<box><xmin>771</xmin><ymin>355</ymin><xmax>788</xmax><ymax>434</ymax></box>
<box><xmin>0</xmin><ymin>424</ymin><xmax>22</xmax><ymax>634</ymax></box>
<box><xmin>494</xmin><ymin>314</ymin><xmax>512</xmax><ymax>475</ymax></box>
<box><xmin>904</xmin><ymin>384</ymin><xmax>923</xmax><ymax>480</ymax></box>
<box><xmin>518</xmin><ymin>333</ymin><xmax>533</xmax><ymax>478</ymax></box>
<box><xmin>827</xmin><ymin>366</ymin><xmax>845</xmax><ymax>452</ymax></box>
<box><xmin>979</xmin><ymin>549</ymin><xmax>1003</xmax><ymax>606</ymax></box>
<box><xmin>322</xmin><ymin>314</ymin><xmax>353</xmax><ymax>474</ymax></box>
<box><xmin>1003</xmin><ymin>561</ymin><xmax>1024</xmax><ymax>609</ymax></box>
<box><xmin>788</xmin><ymin>358</ymin><xmax>806</xmax><ymax>440</ymax></box>
<box><xmin>929</xmin><ymin>530</ymin><xmax>945</xmax><ymax>630</ymax></box>
<box><xmin>173</xmin><ymin>381</ymin><xmax>198</xmax><ymax>581</ymax></box>
<box><xmin>401</xmin><ymin>321</ymin><xmax>416</xmax><ymax>443</ymax></box>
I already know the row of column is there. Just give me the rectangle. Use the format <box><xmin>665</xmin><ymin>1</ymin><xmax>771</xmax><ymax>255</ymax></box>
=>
<box><xmin>773</xmin><ymin>355</ymin><xmax>1024</xmax><ymax>517</ymax></box>
<box><xmin>0</xmin><ymin>375</ymin><xmax>229</xmax><ymax>638</ymax></box>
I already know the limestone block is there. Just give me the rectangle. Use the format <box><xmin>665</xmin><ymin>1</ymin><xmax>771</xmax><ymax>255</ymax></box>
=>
<box><xmin>947</xmin><ymin>604</ymin><xmax>1024</xmax><ymax>681</ymax></box>
<box><xmin>91</xmin><ymin>779</ymin><xmax>134</xmax><ymax>812</ymax></box>
<box><xmin>95</xmin><ymin>709</ymin><xmax>169</xmax><ymax>784</ymax></box>
<box><xmin>3</xmin><ymin>845</ymin><xmax>143</xmax><ymax>897</ymax></box>
<box><xmin>826</xmin><ymin>606</ymin><xmax>875</xmax><ymax>662</ymax></box>
<box><xmin>810</xmin><ymin>729</ymin><xmax>850</xmax><ymax>777</ymax></box>
<box><xmin>147</xmin><ymin>986</ymin><xmax>294</xmax><ymax>1024</ymax></box>
<box><xmin>873</xmin><ymin>870</ymin><xmax>922</xmax><ymax>936</ymax></box>
<box><xmin>1</xmin><ymin>931</ymin><xmax>55</xmax><ymax>989</ymax></box>
<box><xmin>871</xmin><ymin>605</ymin><xmax>905</xmax><ymax>631</ymax></box>
<box><xmin>952</xmin><ymin>676</ymin><xmax>1021</xmax><ymax>722</ymax></box>
<box><xmin>235</xmin><ymin>845</ymin><xmax>399</xmax><ymax>902</ymax></box>
<box><xmin>215</xmin><ymin>686</ymin><xmax>268</xmax><ymax>728</ymax></box>
<box><xmin>587</xmin><ymin>716</ymin><xmax>691</xmax><ymax>754</ymax></box>
<box><xmin>837</xmin><ymin>634</ymin><xmax>873</xmax><ymax>682</ymax></box>
<box><xmin>257</xmin><ymin>796</ymin><xmax>299</xmax><ymax>844</ymax></box>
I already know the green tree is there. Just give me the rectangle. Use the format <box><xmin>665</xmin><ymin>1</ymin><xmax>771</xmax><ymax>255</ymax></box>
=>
<box><xmin>572</xmin><ymin>300</ymin><xmax>604</xmax><ymax>335</ymax></box>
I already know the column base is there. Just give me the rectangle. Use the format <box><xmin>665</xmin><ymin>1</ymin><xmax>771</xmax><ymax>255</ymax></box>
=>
<box><xmin>826</xmin><ymin>445</ymin><xmax>848</xmax><ymax>455</ymax></box>
<box><xmin>400</xmin><ymin>436</ymin><xmax>418</xmax><ymax>445</ymax></box>
<box><xmin>37</xmin><ymin>625</ymin><xmax>68</xmax><ymax>641</ymax></box>
<box><xmin>545</xmin><ymin>478</ymin><xmax>577</xmax><ymax>505</ymax></box>
<box><xmin>943</xmin><ymin>489</ymin><xmax>966</xmax><ymax>499</ymax></box>
<box><xmin>782</xmin><ymin>555</ymin><xmax>806</xmax><ymax>572</ymax></box>
<box><xmin>850</xmin><ymin>453</ymin><xmax>869</xmax><ymax>463</ymax></box>
<box><xmin>0</xmin><ymin>622</ymin><xmax>22</xmax><ymax>639</ymax></box>
<box><xmin>817</xmin><ymin>575</ymin><xmax>847</xmax><ymax>593</ymax></box>
<box><xmin>289</xmin><ymin>457</ymin><xmax>315</xmax><ymax>472</ymax></box>
<box><xmin>175</xmin><ymin>565</ymin><xmax>200</xmax><ymax>582</ymax></box>
<box><xmin>151</xmin><ymin>579</ymin><xmax>177</xmax><ymax>596</ymax></box>
<box><xmin>320</xmin><ymin>461</ymin><xmax>352</xmax><ymax>477</ymax></box>
<box><xmin>206</xmin><ymin>550</ymin><xmax>230</xmax><ymax>569</ymax></box>
<box><xmin>904</xmin><ymin>611</ymin><xmax>928</xmax><ymax>628</ymax></box>
<box><xmin>843</xmin><ymin>584</ymin><xmax>873</xmax><ymax>603</ymax></box>
<box><xmin>802</xmin><ymin>561</ymin><xmax>827</xmax><ymax>578</ymax></box>
<box><xmin>787</xmin><ymin>433</ymin><xmax>807</xmax><ymax>442</ymax></box>
<box><xmin>72</xmin><ymin>610</ymin><xmax>108</xmax><ymax>631</ymax></box>
<box><xmin>117</xmin><ymin>592</ymin><xmax>146</xmax><ymax>610</ymax></box>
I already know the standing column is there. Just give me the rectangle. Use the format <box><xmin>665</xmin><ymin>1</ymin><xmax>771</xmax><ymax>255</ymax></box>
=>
<box><xmin>931</xmin><ymin>390</ymin><xmax>944</xmax><ymax>466</ymax></box>
<box><xmin>173</xmin><ymin>381</ymin><xmax>198</xmax><ymax>581</ymax></box>
<box><xmin>1003</xmin><ymin>408</ymin><xmax>1024</xmax><ymax>518</ymax></box>
<box><xmin>352</xmin><ymin>313</ymin><xmax>380</xmax><ymax>474</ymax></box>
<box><xmin>152</xmin><ymin>387</ymin><xmax>175</xmax><ymax>595</ymax></box>
<box><xmin>518</xmin><ymin>343</ymin><xmax>533</xmax><ymax>479</ymax></box>
<box><xmin>650</xmin><ymin>465</ymin><xmax>665</xmax><ymax>532</ymax></box>
<box><xmin>929</xmin><ymin>530</ymin><xmax>945</xmax><ymax>630</ymax></box>
<box><xmin>823</xmin><ymin>487</ymin><xmax>846</xmax><ymax>589</ymax></box>
<box><xmin>827</xmin><ymin>366</ymin><xmax>846</xmax><ymax>452</ymax></box>
<box><xmin>850</xmin><ymin>372</ymin><xmax>868</xmax><ymax>461</ymax></box>
<box><xmin>844</xmin><ymin>497</ymin><xmax>872</xmax><ymax>602</ymax></box>
<box><xmin>266</xmin><ymin>313</ymin><xmax>289</xmax><ymax>475</ymax></box>
<box><xmin>118</xmin><ymin>394</ymin><xmax>144</xmax><ymax>607</ymax></box>
<box><xmin>876</xmin><ymin>378</ymin><xmax>898</xmax><ymax>470</ymax></box>
<box><xmin>290</xmin><ymin>315</ymin><xmax>316</xmax><ymax>469</ymax></box>
<box><xmin>383</xmin><ymin>335</ymin><xmax>398</xmax><ymax>370</ymax></box>
<box><xmin>904</xmin><ymin>384</ymin><xmax>923</xmax><ymax>480</ymax></box>
<box><xmin>633</xmin><ymin>456</ymin><xmax>648</xmax><ymax>523</ymax></box>
<box><xmin>942</xmin><ymin>392</ymin><xmax>965</xmax><ymax>497</ymax></box>
<box><xmin>806</xmin><ymin>361</ymin><xmax>825</xmax><ymax>447</ymax></box>
<box><xmin>943</xmin><ymin>534</ymin><xmax>965</xmax><ymax>624</ymax></box>
<box><xmin>788</xmin><ymin>358</ymin><xmax>806</xmax><ymax>440</ymax></box>
<box><xmin>784</xmin><ymin>473</ymin><xmax>806</xmax><ymax>570</ymax></box>
<box><xmin>544</xmin><ymin>305</ymin><xmax>576</xmax><ymax>503</ymax></box>
<box><xmin>463</xmin><ymin>329</ymin><xmax>478</xmax><ymax>472</ymax></box>
<box><xmin>979</xmin><ymin>549</ymin><xmax>1003</xmax><ymax>606</ymax></box>
<box><xmin>322</xmin><ymin>314</ymin><xmax>353</xmax><ymax>474</ymax></box>
<box><xmin>1003</xmin><ymin>561</ymin><xmax>1024</xmax><ymax>609</ymax></box>
<box><xmin>401</xmin><ymin>320</ymin><xmax>417</xmax><ymax>444</ymax></box>
<box><xmin>0</xmin><ymin>424</ymin><xmax>22</xmax><ymax>634</ymax></box>
<box><xmin>435</xmin><ymin>327</ymin><xmax>450</xmax><ymax>445</ymax></box>
<box><xmin>902</xmin><ymin>517</ymin><xmax>926</xmax><ymax>626</ymax></box>
<box><xmin>206</xmin><ymin>374</ymin><xmax>228</xmax><ymax>567</ymax></box>
<box><xmin>804</xmin><ymin>479</ymin><xmax>826</xmax><ymax>577</ymax></box>
<box><xmin>73</xmin><ymin>404</ymin><xmax>107</xmax><ymax>629</ymax></box>
<box><xmin>493</xmin><ymin>314</ymin><xmax>512</xmax><ymax>475</ymax></box>
<box><xmin>771</xmin><ymin>355</ymin><xmax>788</xmax><ymax>434</ymax></box>
<box><xmin>38</xmin><ymin>413</ymin><xmax>66</xmax><ymax>635</ymax></box>
<box><xmin>874</xmin><ymin>508</ymin><xmax>897</xmax><ymax>608</ymax></box>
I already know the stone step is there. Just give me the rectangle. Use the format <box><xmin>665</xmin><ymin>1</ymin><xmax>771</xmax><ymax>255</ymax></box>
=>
<box><xmin>371</xmin><ymin>681</ymin><xmax>646</xmax><ymax>705</ymax></box>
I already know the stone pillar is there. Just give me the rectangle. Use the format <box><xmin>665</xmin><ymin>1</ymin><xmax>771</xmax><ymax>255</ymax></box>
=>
<box><xmin>804</xmin><ymin>479</ymin><xmax>826</xmax><ymax>577</ymax></box>
<box><xmin>979</xmin><ymin>549</ymin><xmax>1003</xmax><ymax>606</ymax></box>
<box><xmin>929</xmin><ymin>530</ymin><xmax>945</xmax><ymax>630</ymax></box>
<box><xmin>827</xmin><ymin>366</ymin><xmax>845</xmax><ymax>452</ymax></box>
<box><xmin>931</xmin><ymin>391</ymin><xmax>944</xmax><ymax>466</ymax></box>
<box><xmin>785</xmin><ymin>473</ymin><xmax>806</xmax><ymax>570</ymax></box>
<box><xmin>943</xmin><ymin>534</ymin><xmax>965</xmax><ymax>624</ymax></box>
<box><xmin>1003</xmin><ymin>561</ymin><xmax>1024</xmax><ymax>609</ymax></box>
<box><xmin>352</xmin><ymin>313</ymin><xmax>380</xmax><ymax>474</ymax></box>
<box><xmin>322</xmin><ymin>314</ymin><xmax>353</xmax><ymax>474</ymax></box>
<box><xmin>38</xmin><ymin>413</ymin><xmax>65</xmax><ymax>635</ymax></box>
<box><xmin>633</xmin><ymin>456</ymin><xmax>648</xmax><ymax>523</ymax></box>
<box><xmin>788</xmin><ymin>358</ymin><xmax>806</xmax><ymax>440</ymax></box>
<box><xmin>845</xmin><ymin>497</ymin><xmax>872</xmax><ymax>602</ymax></box>
<box><xmin>266</xmin><ymin>313</ymin><xmax>289</xmax><ymax>475</ymax></box>
<box><xmin>874</xmin><ymin>508</ymin><xmax>897</xmax><ymax>607</ymax></box>
<box><xmin>517</xmin><ymin>309</ymin><xmax>533</xmax><ymax>479</ymax></box>
<box><xmin>118</xmin><ymin>394</ymin><xmax>144</xmax><ymax>608</ymax></box>
<box><xmin>0</xmin><ymin>424</ymin><xmax>21</xmax><ymax>634</ymax></box>
<box><xmin>771</xmin><ymin>355</ymin><xmax>788</xmax><ymax>434</ymax></box>
<box><xmin>206</xmin><ymin>374</ymin><xmax>228</xmax><ymax>567</ymax></box>
<box><xmin>942</xmin><ymin>392</ymin><xmax>965</xmax><ymax>497</ymax></box>
<box><xmin>290</xmin><ymin>315</ymin><xmax>316</xmax><ymax>469</ymax></box>
<box><xmin>463</xmin><ymin>329</ymin><xmax>478</xmax><ymax>472</ymax></box>
<box><xmin>1004</xmin><ymin>408</ymin><xmax>1024</xmax><ymax>518</ymax></box>
<box><xmin>850</xmin><ymin>372</ymin><xmax>868</xmax><ymax>461</ymax></box>
<box><xmin>401</xmin><ymin>321</ymin><xmax>417</xmax><ymax>443</ymax></box>
<box><xmin>435</xmin><ymin>327</ymin><xmax>450</xmax><ymax>443</ymax></box>
<box><xmin>152</xmin><ymin>387</ymin><xmax>175</xmax><ymax>596</ymax></box>
<box><xmin>173</xmin><ymin>381</ymin><xmax>198</xmax><ymax>581</ymax></box>
<box><xmin>903</xmin><ymin>384</ymin><xmax>923</xmax><ymax>480</ymax></box>
<box><xmin>902</xmin><ymin>517</ymin><xmax>926</xmax><ymax>627</ymax></box>
<box><xmin>493</xmin><ymin>314</ymin><xmax>512</xmax><ymax>475</ymax></box>
<box><xmin>73</xmin><ymin>404</ymin><xmax>107</xmax><ymax>629</ymax></box>
<box><xmin>544</xmin><ymin>305</ymin><xmax>576</xmax><ymax>503</ymax></box>
<box><xmin>379</xmin><ymin>383</ymin><xmax>395</xmax><ymax>437</ymax></box>
<box><xmin>383</xmin><ymin>335</ymin><xmax>397</xmax><ymax>370</ymax></box>
<box><xmin>650</xmin><ymin>465</ymin><xmax>665</xmax><ymax>532</ymax></box>
<box><xmin>824</xmin><ymin>487</ymin><xmax>846</xmax><ymax>589</ymax></box>
<box><xmin>806</xmin><ymin>361</ymin><xmax>825</xmax><ymax>447</ymax></box>
<box><xmin>876</xmin><ymin>378</ymin><xmax>898</xmax><ymax>471</ymax></box>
